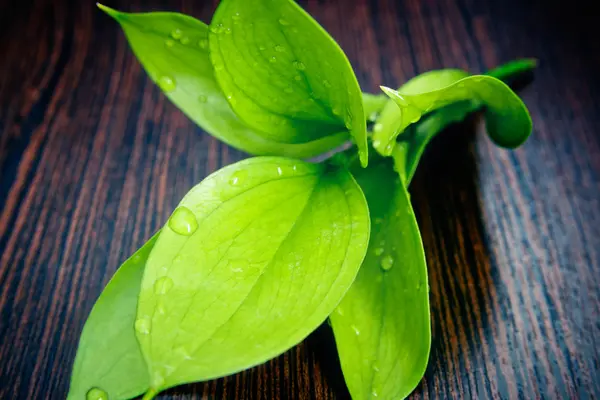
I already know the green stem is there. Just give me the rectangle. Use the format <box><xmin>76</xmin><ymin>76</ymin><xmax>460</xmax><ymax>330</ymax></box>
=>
<box><xmin>141</xmin><ymin>388</ymin><xmax>159</xmax><ymax>400</ymax></box>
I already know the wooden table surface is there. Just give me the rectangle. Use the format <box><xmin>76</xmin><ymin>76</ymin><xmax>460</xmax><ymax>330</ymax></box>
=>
<box><xmin>1</xmin><ymin>0</ymin><xmax>599</xmax><ymax>398</ymax></box>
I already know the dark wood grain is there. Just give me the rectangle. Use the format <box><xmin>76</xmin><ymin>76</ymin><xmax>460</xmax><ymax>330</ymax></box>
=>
<box><xmin>1</xmin><ymin>0</ymin><xmax>599</xmax><ymax>398</ymax></box>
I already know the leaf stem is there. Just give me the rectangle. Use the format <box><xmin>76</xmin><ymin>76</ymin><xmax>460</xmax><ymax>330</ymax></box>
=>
<box><xmin>142</xmin><ymin>388</ymin><xmax>159</xmax><ymax>400</ymax></box>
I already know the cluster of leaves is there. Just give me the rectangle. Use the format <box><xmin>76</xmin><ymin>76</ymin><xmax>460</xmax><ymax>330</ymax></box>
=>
<box><xmin>69</xmin><ymin>1</ymin><xmax>535</xmax><ymax>399</ymax></box>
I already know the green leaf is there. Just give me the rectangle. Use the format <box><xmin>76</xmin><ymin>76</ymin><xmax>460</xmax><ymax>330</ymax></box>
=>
<box><xmin>209</xmin><ymin>0</ymin><xmax>368</xmax><ymax>166</ymax></box>
<box><xmin>371</xmin><ymin>69</ymin><xmax>470</xmax><ymax>154</ymax></box>
<box><xmin>98</xmin><ymin>5</ymin><xmax>348</xmax><ymax>159</ymax></box>
<box><xmin>68</xmin><ymin>234</ymin><xmax>158</xmax><ymax>400</ymax></box>
<box><xmin>362</xmin><ymin>93</ymin><xmax>388</xmax><ymax>122</ymax></box>
<box><xmin>378</xmin><ymin>75</ymin><xmax>532</xmax><ymax>155</ymax></box>
<box><xmin>134</xmin><ymin>157</ymin><xmax>370</xmax><ymax>395</ymax></box>
<box><xmin>330</xmin><ymin>154</ymin><xmax>430</xmax><ymax>400</ymax></box>
<box><xmin>391</xmin><ymin>59</ymin><xmax>537</xmax><ymax>185</ymax></box>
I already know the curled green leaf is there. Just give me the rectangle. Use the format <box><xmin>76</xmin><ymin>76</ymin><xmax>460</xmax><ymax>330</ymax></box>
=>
<box><xmin>378</xmin><ymin>75</ymin><xmax>532</xmax><ymax>155</ymax></box>
<box><xmin>330</xmin><ymin>154</ymin><xmax>430</xmax><ymax>400</ymax></box>
<box><xmin>372</xmin><ymin>69</ymin><xmax>469</xmax><ymax>154</ymax></box>
<box><xmin>98</xmin><ymin>5</ymin><xmax>348</xmax><ymax>159</ymax></box>
<box><xmin>68</xmin><ymin>235</ymin><xmax>158</xmax><ymax>400</ymax></box>
<box><xmin>134</xmin><ymin>157</ymin><xmax>370</xmax><ymax>396</ymax></box>
<box><xmin>209</xmin><ymin>0</ymin><xmax>368</xmax><ymax>166</ymax></box>
<box><xmin>390</xmin><ymin>60</ymin><xmax>537</xmax><ymax>185</ymax></box>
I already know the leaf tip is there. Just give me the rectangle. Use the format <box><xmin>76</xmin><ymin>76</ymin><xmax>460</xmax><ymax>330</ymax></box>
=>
<box><xmin>97</xmin><ymin>3</ymin><xmax>120</xmax><ymax>19</ymax></box>
<box><xmin>379</xmin><ymin>86</ymin><xmax>396</xmax><ymax>98</ymax></box>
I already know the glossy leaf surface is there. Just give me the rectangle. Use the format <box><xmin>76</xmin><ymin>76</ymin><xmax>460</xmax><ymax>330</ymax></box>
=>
<box><xmin>68</xmin><ymin>235</ymin><xmax>158</xmax><ymax>400</ymax></box>
<box><xmin>330</xmin><ymin>155</ymin><xmax>430</xmax><ymax>400</ymax></box>
<box><xmin>135</xmin><ymin>157</ymin><xmax>370</xmax><ymax>395</ymax></box>
<box><xmin>99</xmin><ymin>6</ymin><xmax>348</xmax><ymax>158</ymax></box>
<box><xmin>209</xmin><ymin>0</ymin><xmax>368</xmax><ymax>166</ymax></box>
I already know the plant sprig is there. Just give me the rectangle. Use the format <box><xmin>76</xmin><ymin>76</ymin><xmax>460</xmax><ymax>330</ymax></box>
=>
<box><xmin>69</xmin><ymin>2</ymin><xmax>535</xmax><ymax>399</ymax></box>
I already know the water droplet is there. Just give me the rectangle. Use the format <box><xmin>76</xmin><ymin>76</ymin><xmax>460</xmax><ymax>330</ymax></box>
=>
<box><xmin>171</xmin><ymin>29</ymin><xmax>183</xmax><ymax>39</ymax></box>
<box><xmin>168</xmin><ymin>206</ymin><xmax>198</xmax><ymax>236</ymax></box>
<box><xmin>323</xmin><ymin>80</ymin><xmax>332</xmax><ymax>88</ymax></box>
<box><xmin>198</xmin><ymin>95</ymin><xmax>208</xmax><ymax>103</ymax></box>
<box><xmin>154</xmin><ymin>276</ymin><xmax>174</xmax><ymax>295</ymax></box>
<box><xmin>332</xmin><ymin>106</ymin><xmax>342</xmax><ymax>116</ymax></box>
<box><xmin>174</xmin><ymin>255</ymin><xmax>183</xmax><ymax>264</ymax></box>
<box><xmin>274</xmin><ymin>44</ymin><xmax>285</xmax><ymax>52</ymax></box>
<box><xmin>214</xmin><ymin>63</ymin><xmax>224</xmax><ymax>71</ymax></box>
<box><xmin>227</xmin><ymin>94</ymin><xmax>237</xmax><ymax>105</ymax></box>
<box><xmin>372</xmin><ymin>390</ymin><xmax>379</xmax><ymax>397</ymax></box>
<box><xmin>180</xmin><ymin>36</ymin><xmax>190</xmax><ymax>45</ymax></box>
<box><xmin>372</xmin><ymin>139</ymin><xmax>381</xmax><ymax>147</ymax></box>
<box><xmin>374</xmin><ymin>247</ymin><xmax>384</xmax><ymax>256</ymax></box>
<box><xmin>86</xmin><ymin>387</ymin><xmax>108</xmax><ymax>400</ymax></box>
<box><xmin>373</xmin><ymin>123</ymin><xmax>383</xmax><ymax>133</ymax></box>
<box><xmin>198</xmin><ymin>39</ymin><xmax>209</xmax><ymax>49</ymax></box>
<box><xmin>293</xmin><ymin>61</ymin><xmax>306</xmax><ymax>70</ymax></box>
<box><xmin>351</xmin><ymin>324</ymin><xmax>360</xmax><ymax>335</ymax></box>
<box><xmin>132</xmin><ymin>254</ymin><xmax>141</xmax><ymax>263</ymax></box>
<box><xmin>156</xmin><ymin>299</ymin><xmax>166</xmax><ymax>315</ymax></box>
<box><xmin>294</xmin><ymin>75</ymin><xmax>302</xmax><ymax>81</ymax></box>
<box><xmin>225</xmin><ymin>27</ymin><xmax>232</xmax><ymax>34</ymax></box>
<box><xmin>229</xmin><ymin>169</ymin><xmax>248</xmax><ymax>186</ymax></box>
<box><xmin>380</xmin><ymin>255</ymin><xmax>394</xmax><ymax>271</ymax></box>
<box><xmin>277</xmin><ymin>166</ymin><xmax>283</xmax><ymax>176</ymax></box>
<box><xmin>259</xmin><ymin>45</ymin><xmax>266</xmax><ymax>51</ymax></box>
<box><xmin>135</xmin><ymin>318</ymin><xmax>151</xmax><ymax>335</ymax></box>
<box><xmin>232</xmin><ymin>12</ymin><xmax>242</xmax><ymax>21</ymax></box>
<box><xmin>279</xmin><ymin>18</ymin><xmax>290</xmax><ymax>26</ymax></box>
<box><xmin>372</xmin><ymin>363</ymin><xmax>380</xmax><ymax>372</ymax></box>
<box><xmin>368</xmin><ymin>112</ymin><xmax>378</xmax><ymax>122</ymax></box>
<box><xmin>269</xmin><ymin>56</ymin><xmax>277</xmax><ymax>63</ymax></box>
<box><xmin>165</xmin><ymin>39</ymin><xmax>175</xmax><ymax>47</ymax></box>
<box><xmin>152</xmin><ymin>372</ymin><xmax>165</xmax><ymax>387</ymax></box>
<box><xmin>157</xmin><ymin>75</ymin><xmax>176</xmax><ymax>92</ymax></box>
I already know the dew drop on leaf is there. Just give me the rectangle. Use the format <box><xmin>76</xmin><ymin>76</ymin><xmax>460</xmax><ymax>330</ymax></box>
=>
<box><xmin>198</xmin><ymin>95</ymin><xmax>208</xmax><ymax>103</ymax></box>
<box><xmin>154</xmin><ymin>276</ymin><xmax>174</xmax><ymax>295</ymax></box>
<box><xmin>229</xmin><ymin>169</ymin><xmax>248</xmax><ymax>186</ymax></box>
<box><xmin>368</xmin><ymin>111</ymin><xmax>378</xmax><ymax>122</ymax></box>
<box><xmin>277</xmin><ymin>166</ymin><xmax>283</xmax><ymax>176</ymax></box>
<box><xmin>269</xmin><ymin>56</ymin><xmax>277</xmax><ymax>63</ymax></box>
<box><xmin>135</xmin><ymin>318</ymin><xmax>151</xmax><ymax>335</ymax></box>
<box><xmin>171</xmin><ymin>28</ymin><xmax>183</xmax><ymax>39</ymax></box>
<box><xmin>380</xmin><ymin>255</ymin><xmax>394</xmax><ymax>271</ymax></box>
<box><xmin>198</xmin><ymin>39</ymin><xmax>208</xmax><ymax>49</ymax></box>
<box><xmin>323</xmin><ymin>80</ymin><xmax>332</xmax><ymax>88</ymax></box>
<box><xmin>332</xmin><ymin>105</ymin><xmax>342</xmax><ymax>116</ymax></box>
<box><xmin>259</xmin><ymin>45</ymin><xmax>266</xmax><ymax>51</ymax></box>
<box><xmin>373</xmin><ymin>123</ymin><xmax>383</xmax><ymax>133</ymax></box>
<box><xmin>225</xmin><ymin>27</ymin><xmax>232</xmax><ymax>35</ymax></box>
<box><xmin>372</xmin><ymin>362</ymin><xmax>380</xmax><ymax>372</ymax></box>
<box><xmin>86</xmin><ymin>387</ymin><xmax>108</xmax><ymax>400</ymax></box>
<box><xmin>374</xmin><ymin>247</ymin><xmax>384</xmax><ymax>256</ymax></box>
<box><xmin>232</xmin><ymin>12</ymin><xmax>241</xmax><ymax>21</ymax></box>
<box><xmin>157</xmin><ymin>75</ymin><xmax>176</xmax><ymax>92</ymax></box>
<box><xmin>274</xmin><ymin>44</ymin><xmax>285</xmax><ymax>52</ymax></box>
<box><xmin>372</xmin><ymin>390</ymin><xmax>379</xmax><ymax>397</ymax></box>
<box><xmin>180</xmin><ymin>36</ymin><xmax>190</xmax><ymax>45</ymax></box>
<box><xmin>294</xmin><ymin>75</ymin><xmax>302</xmax><ymax>81</ymax></box>
<box><xmin>351</xmin><ymin>324</ymin><xmax>361</xmax><ymax>335</ymax></box>
<box><xmin>278</xmin><ymin>18</ymin><xmax>290</xmax><ymax>26</ymax></box>
<box><xmin>168</xmin><ymin>206</ymin><xmax>198</xmax><ymax>236</ymax></box>
<box><xmin>293</xmin><ymin>61</ymin><xmax>306</xmax><ymax>70</ymax></box>
<box><xmin>165</xmin><ymin>39</ymin><xmax>175</xmax><ymax>48</ymax></box>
